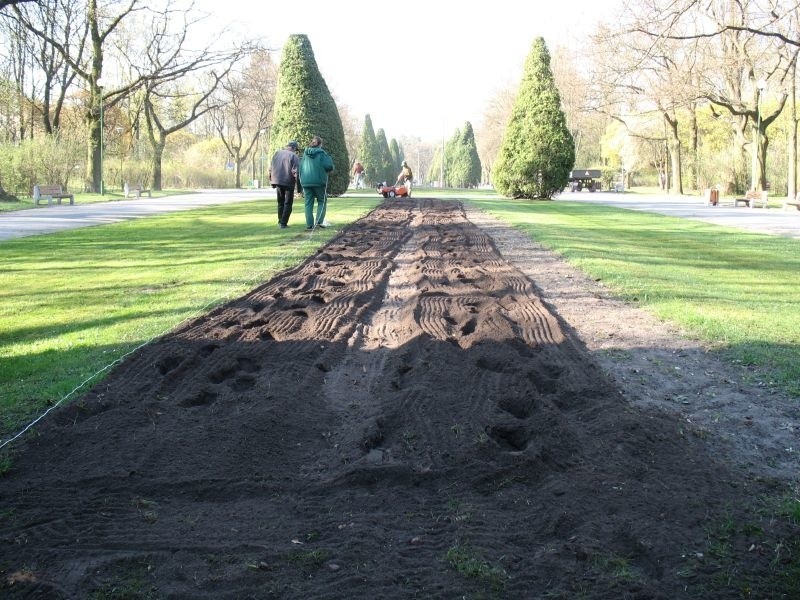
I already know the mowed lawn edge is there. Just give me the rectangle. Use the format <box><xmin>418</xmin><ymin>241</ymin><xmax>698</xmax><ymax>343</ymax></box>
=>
<box><xmin>0</xmin><ymin>196</ymin><xmax>381</xmax><ymax>436</ymax></box>
<box><xmin>467</xmin><ymin>196</ymin><xmax>800</xmax><ymax>398</ymax></box>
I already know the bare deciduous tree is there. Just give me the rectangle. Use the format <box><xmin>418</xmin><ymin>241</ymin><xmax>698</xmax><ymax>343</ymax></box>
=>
<box><xmin>211</xmin><ymin>50</ymin><xmax>276</xmax><ymax>189</ymax></box>
<box><xmin>477</xmin><ymin>84</ymin><xmax>516</xmax><ymax>185</ymax></box>
<box><xmin>0</xmin><ymin>0</ymin><xmax>34</xmax><ymax>9</ymax></box>
<box><xmin>625</xmin><ymin>0</ymin><xmax>797</xmax><ymax>192</ymax></box>
<box><xmin>12</xmin><ymin>0</ymin><xmax>254</xmax><ymax>192</ymax></box>
<box><xmin>551</xmin><ymin>45</ymin><xmax>606</xmax><ymax>169</ymax></box>
<box><xmin>134</xmin><ymin>13</ymin><xmax>253</xmax><ymax>191</ymax></box>
<box><xmin>143</xmin><ymin>70</ymin><xmax>227</xmax><ymax>191</ymax></box>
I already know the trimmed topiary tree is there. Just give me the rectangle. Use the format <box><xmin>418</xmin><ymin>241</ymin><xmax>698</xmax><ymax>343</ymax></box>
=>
<box><xmin>375</xmin><ymin>128</ymin><xmax>394</xmax><ymax>184</ymax></box>
<box><xmin>462</xmin><ymin>122</ymin><xmax>482</xmax><ymax>188</ymax></box>
<box><xmin>493</xmin><ymin>37</ymin><xmax>574</xmax><ymax>199</ymax></box>
<box><xmin>269</xmin><ymin>34</ymin><xmax>349</xmax><ymax>196</ymax></box>
<box><xmin>447</xmin><ymin>122</ymin><xmax>481</xmax><ymax>188</ymax></box>
<box><xmin>356</xmin><ymin>114</ymin><xmax>381</xmax><ymax>185</ymax></box>
<box><xmin>389</xmin><ymin>139</ymin><xmax>402</xmax><ymax>173</ymax></box>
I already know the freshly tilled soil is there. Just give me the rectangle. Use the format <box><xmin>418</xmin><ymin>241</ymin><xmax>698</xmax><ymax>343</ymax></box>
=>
<box><xmin>1</xmin><ymin>198</ymin><xmax>797</xmax><ymax>599</ymax></box>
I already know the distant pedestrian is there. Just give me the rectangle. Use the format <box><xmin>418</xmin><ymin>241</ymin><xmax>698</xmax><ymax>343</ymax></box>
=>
<box><xmin>269</xmin><ymin>140</ymin><xmax>300</xmax><ymax>228</ymax></box>
<box><xmin>397</xmin><ymin>160</ymin><xmax>413</xmax><ymax>197</ymax></box>
<box><xmin>352</xmin><ymin>161</ymin><xmax>365</xmax><ymax>189</ymax></box>
<box><xmin>299</xmin><ymin>135</ymin><xmax>334</xmax><ymax>229</ymax></box>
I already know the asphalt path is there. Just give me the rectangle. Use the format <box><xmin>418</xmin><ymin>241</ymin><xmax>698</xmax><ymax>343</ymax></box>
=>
<box><xmin>1</xmin><ymin>188</ymin><xmax>800</xmax><ymax>241</ymax></box>
<box><xmin>566</xmin><ymin>190</ymin><xmax>800</xmax><ymax>239</ymax></box>
<box><xmin>0</xmin><ymin>189</ymin><xmax>270</xmax><ymax>241</ymax></box>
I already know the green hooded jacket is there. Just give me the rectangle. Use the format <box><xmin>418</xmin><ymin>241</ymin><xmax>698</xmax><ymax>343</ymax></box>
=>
<box><xmin>299</xmin><ymin>146</ymin><xmax>334</xmax><ymax>187</ymax></box>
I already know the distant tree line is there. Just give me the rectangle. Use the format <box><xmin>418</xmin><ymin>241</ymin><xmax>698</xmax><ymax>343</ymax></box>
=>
<box><xmin>0</xmin><ymin>1</ymin><xmax>675</xmax><ymax>202</ymax></box>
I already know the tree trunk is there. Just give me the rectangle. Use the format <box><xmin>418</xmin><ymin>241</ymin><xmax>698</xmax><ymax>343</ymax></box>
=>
<box><xmin>789</xmin><ymin>61</ymin><xmax>797</xmax><ymax>201</ymax></box>
<box><xmin>689</xmin><ymin>106</ymin><xmax>699</xmax><ymax>190</ymax></box>
<box><xmin>86</xmin><ymin>87</ymin><xmax>103</xmax><ymax>193</ymax></box>
<box><xmin>756</xmin><ymin>133</ymin><xmax>769</xmax><ymax>192</ymax></box>
<box><xmin>665</xmin><ymin>114</ymin><xmax>683</xmax><ymax>195</ymax></box>
<box><xmin>152</xmin><ymin>139</ymin><xmax>165</xmax><ymax>191</ymax></box>
<box><xmin>235</xmin><ymin>155</ymin><xmax>243</xmax><ymax>188</ymax></box>
<box><xmin>732</xmin><ymin>118</ymin><xmax>749</xmax><ymax>194</ymax></box>
<box><xmin>86</xmin><ymin>0</ymin><xmax>106</xmax><ymax>193</ymax></box>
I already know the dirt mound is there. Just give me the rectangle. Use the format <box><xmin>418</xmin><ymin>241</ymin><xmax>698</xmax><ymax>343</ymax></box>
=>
<box><xmin>1</xmin><ymin>199</ymin><xmax>796</xmax><ymax>598</ymax></box>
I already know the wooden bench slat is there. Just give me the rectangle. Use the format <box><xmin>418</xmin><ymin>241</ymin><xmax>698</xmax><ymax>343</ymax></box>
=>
<box><xmin>734</xmin><ymin>190</ymin><xmax>768</xmax><ymax>208</ymax></box>
<box><xmin>33</xmin><ymin>184</ymin><xmax>74</xmax><ymax>206</ymax></box>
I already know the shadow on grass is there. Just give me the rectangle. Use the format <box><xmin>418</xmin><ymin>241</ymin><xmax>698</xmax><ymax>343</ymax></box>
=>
<box><xmin>467</xmin><ymin>198</ymin><xmax>800</xmax><ymax>397</ymax></box>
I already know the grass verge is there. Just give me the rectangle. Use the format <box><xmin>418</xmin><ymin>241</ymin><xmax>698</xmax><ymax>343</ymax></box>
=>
<box><xmin>467</xmin><ymin>196</ymin><xmax>800</xmax><ymax>397</ymax></box>
<box><xmin>0</xmin><ymin>196</ymin><xmax>380</xmax><ymax>437</ymax></box>
<box><xmin>0</xmin><ymin>189</ymin><xmax>195</xmax><ymax>212</ymax></box>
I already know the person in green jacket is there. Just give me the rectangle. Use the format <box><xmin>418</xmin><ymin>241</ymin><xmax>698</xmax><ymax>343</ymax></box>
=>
<box><xmin>299</xmin><ymin>135</ymin><xmax>334</xmax><ymax>230</ymax></box>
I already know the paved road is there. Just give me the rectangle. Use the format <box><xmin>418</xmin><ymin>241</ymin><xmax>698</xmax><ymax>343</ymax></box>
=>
<box><xmin>566</xmin><ymin>191</ymin><xmax>800</xmax><ymax>239</ymax></box>
<box><xmin>2</xmin><ymin>188</ymin><xmax>800</xmax><ymax>241</ymax></box>
<box><xmin>0</xmin><ymin>189</ymin><xmax>270</xmax><ymax>241</ymax></box>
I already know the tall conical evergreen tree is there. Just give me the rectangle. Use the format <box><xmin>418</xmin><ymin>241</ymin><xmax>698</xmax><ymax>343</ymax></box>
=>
<box><xmin>445</xmin><ymin>122</ymin><xmax>482</xmax><ymax>188</ymax></box>
<box><xmin>427</xmin><ymin>146</ymin><xmax>443</xmax><ymax>185</ymax></box>
<box><xmin>389</xmin><ymin>139</ymin><xmax>401</xmax><ymax>172</ymax></box>
<box><xmin>493</xmin><ymin>37</ymin><xmax>574</xmax><ymax>199</ymax></box>
<box><xmin>375</xmin><ymin>128</ymin><xmax>394</xmax><ymax>183</ymax></box>
<box><xmin>356</xmin><ymin>114</ymin><xmax>380</xmax><ymax>185</ymax></box>
<box><xmin>462</xmin><ymin>122</ymin><xmax>482</xmax><ymax>188</ymax></box>
<box><xmin>444</xmin><ymin>128</ymin><xmax>461</xmax><ymax>187</ymax></box>
<box><xmin>269</xmin><ymin>34</ymin><xmax>349</xmax><ymax>196</ymax></box>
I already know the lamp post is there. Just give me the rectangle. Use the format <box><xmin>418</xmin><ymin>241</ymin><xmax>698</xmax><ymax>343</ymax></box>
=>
<box><xmin>440</xmin><ymin>119</ymin><xmax>445</xmax><ymax>188</ymax></box>
<box><xmin>752</xmin><ymin>79</ymin><xmax>767</xmax><ymax>191</ymax></box>
<box><xmin>259</xmin><ymin>128</ymin><xmax>266</xmax><ymax>188</ymax></box>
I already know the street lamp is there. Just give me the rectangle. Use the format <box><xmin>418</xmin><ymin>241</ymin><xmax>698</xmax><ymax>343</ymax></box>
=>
<box><xmin>259</xmin><ymin>128</ymin><xmax>267</xmax><ymax>188</ymax></box>
<box><xmin>752</xmin><ymin>79</ymin><xmax>767</xmax><ymax>191</ymax></box>
<box><xmin>440</xmin><ymin>118</ymin><xmax>445</xmax><ymax>188</ymax></box>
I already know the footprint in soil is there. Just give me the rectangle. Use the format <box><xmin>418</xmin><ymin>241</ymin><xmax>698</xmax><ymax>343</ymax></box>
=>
<box><xmin>155</xmin><ymin>355</ymin><xmax>183</xmax><ymax>375</ymax></box>
<box><xmin>179</xmin><ymin>388</ymin><xmax>218</xmax><ymax>408</ymax></box>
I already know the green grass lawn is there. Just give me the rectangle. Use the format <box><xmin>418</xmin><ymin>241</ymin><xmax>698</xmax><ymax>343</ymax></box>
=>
<box><xmin>468</xmin><ymin>196</ymin><xmax>800</xmax><ymax>396</ymax></box>
<box><xmin>0</xmin><ymin>196</ymin><xmax>380</xmax><ymax>435</ymax></box>
<box><xmin>3</xmin><ymin>190</ymin><xmax>799</xmax><ymax>442</ymax></box>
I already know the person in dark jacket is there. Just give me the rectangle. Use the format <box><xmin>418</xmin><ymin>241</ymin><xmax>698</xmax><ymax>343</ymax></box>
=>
<box><xmin>299</xmin><ymin>135</ymin><xmax>334</xmax><ymax>229</ymax></box>
<box><xmin>269</xmin><ymin>140</ymin><xmax>300</xmax><ymax>228</ymax></box>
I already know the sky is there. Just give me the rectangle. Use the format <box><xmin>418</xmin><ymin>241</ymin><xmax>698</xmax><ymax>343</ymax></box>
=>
<box><xmin>194</xmin><ymin>0</ymin><xmax>618</xmax><ymax>142</ymax></box>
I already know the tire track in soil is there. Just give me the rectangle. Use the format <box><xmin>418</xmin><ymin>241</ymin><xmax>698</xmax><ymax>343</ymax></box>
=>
<box><xmin>0</xmin><ymin>198</ymin><xmax>791</xmax><ymax>599</ymax></box>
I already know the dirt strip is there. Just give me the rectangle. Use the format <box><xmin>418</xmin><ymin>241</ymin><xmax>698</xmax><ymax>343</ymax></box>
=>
<box><xmin>1</xmin><ymin>198</ymin><xmax>796</xmax><ymax>599</ymax></box>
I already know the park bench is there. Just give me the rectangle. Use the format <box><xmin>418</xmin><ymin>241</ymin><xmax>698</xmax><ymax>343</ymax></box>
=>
<box><xmin>124</xmin><ymin>182</ymin><xmax>151</xmax><ymax>198</ymax></box>
<box><xmin>783</xmin><ymin>192</ymin><xmax>800</xmax><ymax>211</ymax></box>
<box><xmin>33</xmin><ymin>184</ymin><xmax>74</xmax><ymax>206</ymax></box>
<box><xmin>734</xmin><ymin>190</ymin><xmax>768</xmax><ymax>208</ymax></box>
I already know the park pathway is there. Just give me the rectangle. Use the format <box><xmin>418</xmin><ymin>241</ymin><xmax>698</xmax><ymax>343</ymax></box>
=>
<box><xmin>0</xmin><ymin>189</ymin><xmax>268</xmax><ymax>241</ymax></box>
<box><xmin>567</xmin><ymin>191</ymin><xmax>800</xmax><ymax>239</ymax></box>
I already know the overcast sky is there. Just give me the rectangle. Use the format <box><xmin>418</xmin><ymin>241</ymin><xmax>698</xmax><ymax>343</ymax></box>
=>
<box><xmin>195</xmin><ymin>0</ymin><xmax>618</xmax><ymax>142</ymax></box>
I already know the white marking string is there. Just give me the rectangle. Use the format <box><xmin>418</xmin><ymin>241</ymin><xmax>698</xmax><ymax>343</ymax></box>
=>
<box><xmin>0</xmin><ymin>212</ymin><xmax>331</xmax><ymax>452</ymax></box>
